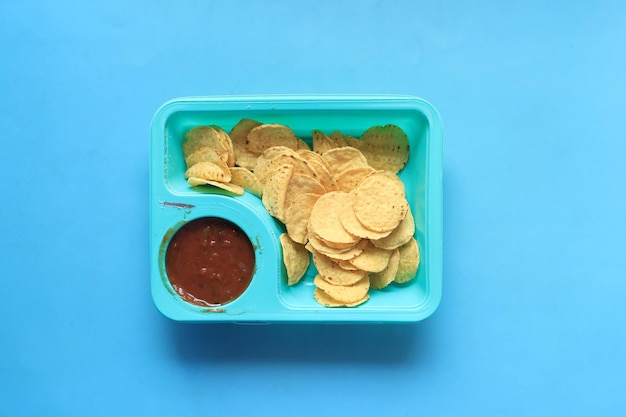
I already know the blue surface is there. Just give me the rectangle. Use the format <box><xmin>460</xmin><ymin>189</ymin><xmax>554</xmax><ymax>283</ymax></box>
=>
<box><xmin>1</xmin><ymin>1</ymin><xmax>625</xmax><ymax>415</ymax></box>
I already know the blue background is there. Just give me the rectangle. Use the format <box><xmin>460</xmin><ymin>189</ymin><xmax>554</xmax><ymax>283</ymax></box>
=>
<box><xmin>1</xmin><ymin>1</ymin><xmax>625</xmax><ymax>415</ymax></box>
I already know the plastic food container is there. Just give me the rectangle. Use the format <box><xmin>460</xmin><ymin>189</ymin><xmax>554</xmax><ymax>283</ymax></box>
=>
<box><xmin>149</xmin><ymin>95</ymin><xmax>443</xmax><ymax>323</ymax></box>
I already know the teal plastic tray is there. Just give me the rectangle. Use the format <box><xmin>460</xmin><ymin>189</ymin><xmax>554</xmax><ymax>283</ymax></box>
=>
<box><xmin>149</xmin><ymin>95</ymin><xmax>443</xmax><ymax>323</ymax></box>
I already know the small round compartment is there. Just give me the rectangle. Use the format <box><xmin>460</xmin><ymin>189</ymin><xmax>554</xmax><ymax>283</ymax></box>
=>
<box><xmin>165</xmin><ymin>217</ymin><xmax>255</xmax><ymax>307</ymax></box>
<box><xmin>154</xmin><ymin>194</ymin><xmax>285</xmax><ymax>317</ymax></box>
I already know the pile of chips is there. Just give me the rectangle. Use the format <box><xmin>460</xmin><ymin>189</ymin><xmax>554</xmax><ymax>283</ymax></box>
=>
<box><xmin>181</xmin><ymin>119</ymin><xmax>420</xmax><ymax>307</ymax></box>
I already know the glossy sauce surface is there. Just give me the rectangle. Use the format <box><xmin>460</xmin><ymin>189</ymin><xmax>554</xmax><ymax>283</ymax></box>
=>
<box><xmin>165</xmin><ymin>217</ymin><xmax>255</xmax><ymax>306</ymax></box>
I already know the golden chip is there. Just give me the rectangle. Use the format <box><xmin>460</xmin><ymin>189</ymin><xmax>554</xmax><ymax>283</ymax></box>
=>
<box><xmin>394</xmin><ymin>237</ymin><xmax>420</xmax><ymax>284</ymax></box>
<box><xmin>336</xmin><ymin>259</ymin><xmax>361</xmax><ymax>271</ymax></box>
<box><xmin>352</xmin><ymin>171</ymin><xmax>408</xmax><ymax>233</ymax></box>
<box><xmin>335</xmin><ymin>165</ymin><xmax>376</xmax><ymax>192</ymax></box>
<box><xmin>371</xmin><ymin>208</ymin><xmax>415</xmax><ymax>250</ymax></box>
<box><xmin>284</xmin><ymin>173</ymin><xmax>325</xmax><ymax>208</ymax></box>
<box><xmin>254</xmin><ymin>146</ymin><xmax>296</xmax><ymax>178</ymax></box>
<box><xmin>184</xmin><ymin>161</ymin><xmax>231</xmax><ymax>183</ymax></box>
<box><xmin>310</xmin><ymin>248</ymin><xmax>367</xmax><ymax>286</ymax></box>
<box><xmin>312</xmin><ymin>130</ymin><xmax>337</xmax><ymax>154</ymax></box>
<box><xmin>285</xmin><ymin>192</ymin><xmax>321</xmax><ymax>244</ymax></box>
<box><xmin>296</xmin><ymin>150</ymin><xmax>338</xmax><ymax>192</ymax></box>
<box><xmin>349</xmin><ymin>241</ymin><xmax>393</xmax><ymax>273</ymax></box>
<box><xmin>279</xmin><ymin>233</ymin><xmax>310</xmax><ymax>286</ymax></box>
<box><xmin>229</xmin><ymin>118</ymin><xmax>262</xmax><ymax>169</ymax></box>
<box><xmin>306</xmin><ymin>236</ymin><xmax>367</xmax><ymax>261</ymax></box>
<box><xmin>209</xmin><ymin>125</ymin><xmax>235</xmax><ymax>167</ymax></box>
<box><xmin>314</xmin><ymin>274</ymin><xmax>370</xmax><ymax>304</ymax></box>
<box><xmin>296</xmin><ymin>138</ymin><xmax>311</xmax><ymax>150</ymax></box>
<box><xmin>359</xmin><ymin>124</ymin><xmax>409</xmax><ymax>174</ymax></box>
<box><xmin>328</xmin><ymin>130</ymin><xmax>349</xmax><ymax>147</ymax></box>
<box><xmin>306</xmin><ymin>159</ymin><xmax>338</xmax><ymax>192</ymax></box>
<box><xmin>296</xmin><ymin>149</ymin><xmax>330</xmax><ymax>168</ymax></box>
<box><xmin>247</xmin><ymin>124</ymin><xmax>298</xmax><ymax>154</ymax></box>
<box><xmin>369</xmin><ymin>248</ymin><xmax>400</xmax><ymax>290</ymax></box>
<box><xmin>308</xmin><ymin>191</ymin><xmax>360</xmax><ymax>249</ymax></box>
<box><xmin>261</xmin><ymin>163</ymin><xmax>293</xmax><ymax>222</ymax></box>
<box><xmin>313</xmin><ymin>287</ymin><xmax>369</xmax><ymax>307</ymax></box>
<box><xmin>182</xmin><ymin>126</ymin><xmax>226</xmax><ymax>160</ymax></box>
<box><xmin>184</xmin><ymin>146</ymin><xmax>223</xmax><ymax>168</ymax></box>
<box><xmin>321</xmin><ymin>147</ymin><xmax>369</xmax><ymax>177</ymax></box>
<box><xmin>328</xmin><ymin>131</ymin><xmax>361</xmax><ymax>148</ymax></box>
<box><xmin>254</xmin><ymin>147</ymin><xmax>313</xmax><ymax>187</ymax></box>
<box><xmin>230</xmin><ymin>167</ymin><xmax>263</xmax><ymax>197</ymax></box>
<box><xmin>186</xmin><ymin>178</ymin><xmax>244</xmax><ymax>195</ymax></box>
<box><xmin>338</xmin><ymin>192</ymin><xmax>393</xmax><ymax>240</ymax></box>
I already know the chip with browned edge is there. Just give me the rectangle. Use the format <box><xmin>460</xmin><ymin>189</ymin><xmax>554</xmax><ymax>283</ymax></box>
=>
<box><xmin>359</xmin><ymin>124</ymin><xmax>409</xmax><ymax>174</ymax></box>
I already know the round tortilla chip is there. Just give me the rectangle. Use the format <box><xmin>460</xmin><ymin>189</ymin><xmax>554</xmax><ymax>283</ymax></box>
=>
<box><xmin>369</xmin><ymin>248</ymin><xmax>400</xmax><ymax>290</ymax></box>
<box><xmin>339</xmin><ymin>192</ymin><xmax>393</xmax><ymax>240</ymax></box>
<box><xmin>328</xmin><ymin>130</ymin><xmax>349</xmax><ymax>147</ymax></box>
<box><xmin>296</xmin><ymin>138</ymin><xmax>311</xmax><ymax>150</ymax></box>
<box><xmin>352</xmin><ymin>171</ymin><xmax>408</xmax><ymax>233</ymax></box>
<box><xmin>306</xmin><ymin>235</ymin><xmax>366</xmax><ymax>261</ymax></box>
<box><xmin>312</xmin><ymin>130</ymin><xmax>337</xmax><ymax>154</ymax></box>
<box><xmin>182</xmin><ymin>126</ymin><xmax>226</xmax><ymax>159</ymax></box>
<box><xmin>296</xmin><ymin>150</ymin><xmax>337</xmax><ymax>192</ymax></box>
<box><xmin>184</xmin><ymin>146</ymin><xmax>224</xmax><ymax>168</ymax></box>
<box><xmin>314</xmin><ymin>274</ymin><xmax>370</xmax><ymax>304</ymax></box>
<box><xmin>371</xmin><ymin>208</ymin><xmax>415</xmax><ymax>250</ymax></box>
<box><xmin>313</xmin><ymin>287</ymin><xmax>369</xmax><ymax>307</ymax></box>
<box><xmin>185</xmin><ymin>146</ymin><xmax>224</xmax><ymax>168</ymax></box>
<box><xmin>254</xmin><ymin>147</ymin><xmax>313</xmax><ymax>186</ymax></box>
<box><xmin>209</xmin><ymin>125</ymin><xmax>235</xmax><ymax>167</ymax></box>
<box><xmin>284</xmin><ymin>173</ymin><xmax>325</xmax><ymax>210</ymax></box>
<box><xmin>349</xmin><ymin>241</ymin><xmax>393</xmax><ymax>273</ymax></box>
<box><xmin>247</xmin><ymin>124</ymin><xmax>298</xmax><ymax>154</ymax></box>
<box><xmin>335</xmin><ymin>165</ymin><xmax>376</xmax><ymax>192</ymax></box>
<box><xmin>342</xmin><ymin>134</ymin><xmax>361</xmax><ymax>148</ymax></box>
<box><xmin>359</xmin><ymin>124</ymin><xmax>410</xmax><ymax>174</ymax></box>
<box><xmin>336</xmin><ymin>259</ymin><xmax>361</xmax><ymax>271</ymax></box>
<box><xmin>280</xmin><ymin>233</ymin><xmax>310</xmax><ymax>286</ymax></box>
<box><xmin>285</xmin><ymin>193</ymin><xmax>321</xmax><ymax>244</ymax></box>
<box><xmin>308</xmin><ymin>191</ymin><xmax>360</xmax><ymax>249</ymax></box>
<box><xmin>187</xmin><ymin>178</ymin><xmax>244</xmax><ymax>195</ymax></box>
<box><xmin>230</xmin><ymin>119</ymin><xmax>262</xmax><ymax>170</ymax></box>
<box><xmin>296</xmin><ymin>149</ymin><xmax>331</xmax><ymax>168</ymax></box>
<box><xmin>306</xmin><ymin>159</ymin><xmax>338</xmax><ymax>192</ymax></box>
<box><xmin>321</xmin><ymin>147</ymin><xmax>369</xmax><ymax>177</ymax></box>
<box><xmin>230</xmin><ymin>167</ymin><xmax>263</xmax><ymax>197</ymax></box>
<box><xmin>394</xmin><ymin>237</ymin><xmax>420</xmax><ymax>284</ymax></box>
<box><xmin>184</xmin><ymin>161</ymin><xmax>231</xmax><ymax>183</ymax></box>
<box><xmin>310</xmin><ymin>248</ymin><xmax>367</xmax><ymax>286</ymax></box>
<box><xmin>261</xmin><ymin>164</ymin><xmax>293</xmax><ymax>222</ymax></box>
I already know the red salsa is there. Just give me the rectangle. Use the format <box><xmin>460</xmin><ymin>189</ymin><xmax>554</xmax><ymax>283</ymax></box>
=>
<box><xmin>165</xmin><ymin>217</ymin><xmax>255</xmax><ymax>306</ymax></box>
